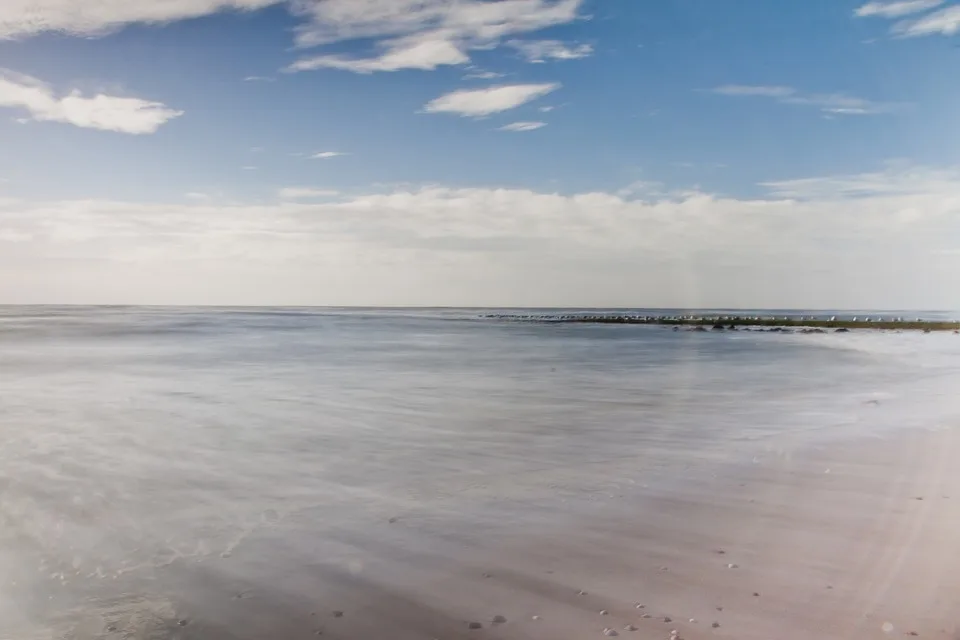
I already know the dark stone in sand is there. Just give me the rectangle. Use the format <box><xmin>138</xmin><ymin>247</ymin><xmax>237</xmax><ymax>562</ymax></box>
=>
<box><xmin>753</xmin><ymin>592</ymin><xmax>760</xmax><ymax>597</ymax></box>
<box><xmin>712</xmin><ymin>622</ymin><xmax>721</xmax><ymax>628</ymax></box>
<box><xmin>624</xmin><ymin>624</ymin><xmax>638</xmax><ymax>631</ymax></box>
<box><xmin>663</xmin><ymin>617</ymin><xmax>672</xmax><ymax>623</ymax></box>
<box><xmin>178</xmin><ymin>620</ymin><xmax>189</xmax><ymax>627</ymax></box>
<box><xmin>482</xmin><ymin>572</ymin><xmax>492</xmax><ymax>578</ymax></box>
<box><xmin>332</xmin><ymin>611</ymin><xmax>344</xmax><ymax>618</ymax></box>
<box><xmin>106</xmin><ymin>625</ymin><xmax>117</xmax><ymax>632</ymax></box>
<box><xmin>467</xmin><ymin>622</ymin><xmax>483</xmax><ymax>630</ymax></box>
<box><xmin>388</xmin><ymin>517</ymin><xmax>398</xmax><ymax>523</ymax></box>
<box><xmin>492</xmin><ymin>615</ymin><xmax>507</xmax><ymax>624</ymax></box>
<box><xmin>716</xmin><ymin>606</ymin><xmax>723</xmax><ymax>611</ymax></box>
<box><xmin>835</xmin><ymin>328</ymin><xmax>850</xmax><ymax>333</ymax></box>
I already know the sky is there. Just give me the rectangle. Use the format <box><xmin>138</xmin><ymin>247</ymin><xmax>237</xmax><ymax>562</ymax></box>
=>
<box><xmin>1</xmin><ymin>0</ymin><xmax>959</xmax><ymax>308</ymax></box>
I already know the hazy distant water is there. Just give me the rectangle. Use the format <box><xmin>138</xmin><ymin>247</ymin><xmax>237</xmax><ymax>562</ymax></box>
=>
<box><xmin>1</xmin><ymin>307</ymin><xmax>959</xmax><ymax>637</ymax></box>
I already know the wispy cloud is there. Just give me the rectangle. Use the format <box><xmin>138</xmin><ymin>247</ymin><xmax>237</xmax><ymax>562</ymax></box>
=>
<box><xmin>712</xmin><ymin>85</ymin><xmax>796</xmax><ymax>98</ymax></box>
<box><xmin>463</xmin><ymin>70</ymin><xmax>506</xmax><ymax>80</ymax></box>
<box><xmin>0</xmin><ymin>69</ymin><xmax>182</xmax><ymax>134</ymax></box>
<box><xmin>243</xmin><ymin>75</ymin><xmax>275</xmax><ymax>82</ymax></box>
<box><xmin>854</xmin><ymin>0</ymin><xmax>943</xmax><ymax>18</ymax></box>
<box><xmin>310</xmin><ymin>151</ymin><xmax>346</xmax><ymax>159</ymax></box>
<box><xmin>278</xmin><ymin>187</ymin><xmax>340</xmax><ymax>200</ymax></box>
<box><xmin>0</xmin><ymin>0</ymin><xmax>585</xmax><ymax>76</ymax></box>
<box><xmin>498</xmin><ymin>121</ymin><xmax>547</xmax><ymax>132</ymax></box>
<box><xmin>424</xmin><ymin>83</ymin><xmax>560</xmax><ymax>117</ymax></box>
<box><xmin>287</xmin><ymin>0</ymin><xmax>585</xmax><ymax>73</ymax></box>
<box><xmin>507</xmin><ymin>39</ymin><xmax>593</xmax><ymax>62</ymax></box>
<box><xmin>286</xmin><ymin>38</ymin><xmax>468</xmax><ymax>73</ymax></box>
<box><xmin>0</xmin><ymin>0</ymin><xmax>281</xmax><ymax>39</ymax></box>
<box><xmin>893</xmin><ymin>5</ymin><xmax>960</xmax><ymax>35</ymax></box>
<box><xmin>712</xmin><ymin>84</ymin><xmax>901</xmax><ymax>115</ymax></box>
<box><xmin>853</xmin><ymin>1</ymin><xmax>960</xmax><ymax>37</ymax></box>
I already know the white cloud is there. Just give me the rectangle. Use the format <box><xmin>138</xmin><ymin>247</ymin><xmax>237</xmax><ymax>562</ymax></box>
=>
<box><xmin>0</xmin><ymin>69</ymin><xmax>182</xmax><ymax>134</ymax></box>
<box><xmin>424</xmin><ymin>83</ymin><xmax>559</xmax><ymax>117</ymax></box>
<box><xmin>538</xmin><ymin>105</ymin><xmax>555</xmax><ymax>112</ymax></box>
<box><xmin>712</xmin><ymin>84</ymin><xmax>901</xmax><ymax>115</ymax></box>
<box><xmin>713</xmin><ymin>85</ymin><xmax>796</xmax><ymax>98</ymax></box>
<box><xmin>507</xmin><ymin>39</ymin><xmax>593</xmax><ymax>62</ymax></box>
<box><xmin>310</xmin><ymin>151</ymin><xmax>346</xmax><ymax>159</ymax></box>
<box><xmin>893</xmin><ymin>5</ymin><xmax>960</xmax><ymax>35</ymax></box>
<box><xmin>2</xmin><ymin>164</ymin><xmax>958</xmax><ymax>307</ymax></box>
<box><xmin>0</xmin><ymin>0</ymin><xmax>281</xmax><ymax>39</ymax></box>
<box><xmin>498</xmin><ymin>121</ymin><xmax>546</xmax><ymax>131</ymax></box>
<box><xmin>0</xmin><ymin>0</ymin><xmax>586</xmax><ymax>74</ymax></box>
<box><xmin>854</xmin><ymin>0</ymin><xmax>943</xmax><ymax>18</ymax></box>
<box><xmin>287</xmin><ymin>0</ymin><xmax>585</xmax><ymax>73</ymax></box>
<box><xmin>278</xmin><ymin>187</ymin><xmax>340</xmax><ymax>199</ymax></box>
<box><xmin>464</xmin><ymin>70</ymin><xmax>506</xmax><ymax>80</ymax></box>
<box><xmin>243</xmin><ymin>75</ymin><xmax>275</xmax><ymax>82</ymax></box>
<box><xmin>287</xmin><ymin>36</ymin><xmax>468</xmax><ymax>73</ymax></box>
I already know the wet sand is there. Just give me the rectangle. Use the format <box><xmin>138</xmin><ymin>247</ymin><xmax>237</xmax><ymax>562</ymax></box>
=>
<box><xmin>26</xmin><ymin>424</ymin><xmax>960</xmax><ymax>640</ymax></box>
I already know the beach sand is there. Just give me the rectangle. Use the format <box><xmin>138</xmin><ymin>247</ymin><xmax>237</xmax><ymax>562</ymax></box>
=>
<box><xmin>47</xmin><ymin>424</ymin><xmax>959</xmax><ymax>640</ymax></box>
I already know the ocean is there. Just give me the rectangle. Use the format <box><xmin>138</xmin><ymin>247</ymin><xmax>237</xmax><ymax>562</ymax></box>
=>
<box><xmin>1</xmin><ymin>307</ymin><xmax>959</xmax><ymax>639</ymax></box>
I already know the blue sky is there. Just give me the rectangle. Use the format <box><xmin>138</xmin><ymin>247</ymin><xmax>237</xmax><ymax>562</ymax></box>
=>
<box><xmin>1</xmin><ymin>0</ymin><xmax>959</xmax><ymax>307</ymax></box>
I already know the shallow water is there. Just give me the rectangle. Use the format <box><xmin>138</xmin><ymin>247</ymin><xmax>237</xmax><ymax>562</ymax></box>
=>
<box><xmin>1</xmin><ymin>307</ymin><xmax>958</xmax><ymax>638</ymax></box>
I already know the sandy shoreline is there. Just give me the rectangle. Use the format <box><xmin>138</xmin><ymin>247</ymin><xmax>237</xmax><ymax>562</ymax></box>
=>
<box><xmin>22</xmin><ymin>424</ymin><xmax>958</xmax><ymax>640</ymax></box>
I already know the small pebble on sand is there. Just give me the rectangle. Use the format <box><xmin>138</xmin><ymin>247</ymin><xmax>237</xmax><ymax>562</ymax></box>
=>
<box><xmin>482</xmin><ymin>573</ymin><xmax>492</xmax><ymax>578</ymax></box>
<box><xmin>388</xmin><ymin>517</ymin><xmax>398</xmax><ymax>523</ymax></box>
<box><xmin>753</xmin><ymin>592</ymin><xmax>760</xmax><ymax>597</ymax></box>
<box><xmin>332</xmin><ymin>611</ymin><xmax>344</xmax><ymax>618</ymax></box>
<box><xmin>603</xmin><ymin>628</ymin><xmax>619</xmax><ymax>637</ymax></box>
<box><xmin>635</xmin><ymin>604</ymin><xmax>645</xmax><ymax>609</ymax></box>
<box><xmin>178</xmin><ymin>620</ymin><xmax>188</xmax><ymax>627</ymax></box>
<box><xmin>532</xmin><ymin>615</ymin><xmax>541</xmax><ymax>621</ymax></box>
<box><xmin>467</xmin><ymin>622</ymin><xmax>483</xmax><ymax>630</ymax></box>
<box><xmin>689</xmin><ymin>618</ymin><xmax>696</xmax><ymax>623</ymax></box>
<box><xmin>641</xmin><ymin>614</ymin><xmax>652</xmax><ymax>619</ymax></box>
<box><xmin>492</xmin><ymin>615</ymin><xmax>507</xmax><ymax>624</ymax></box>
<box><xmin>712</xmin><ymin>622</ymin><xmax>721</xmax><ymax>628</ymax></box>
<box><xmin>663</xmin><ymin>617</ymin><xmax>672</xmax><ymax>623</ymax></box>
<box><xmin>660</xmin><ymin>566</ymin><xmax>669</xmax><ymax>572</ymax></box>
<box><xmin>600</xmin><ymin>610</ymin><xmax>609</xmax><ymax>616</ymax></box>
<box><xmin>578</xmin><ymin>590</ymin><xmax>588</xmax><ymax>595</ymax></box>
<box><xmin>716</xmin><ymin>606</ymin><xmax>723</xmax><ymax>611</ymax></box>
<box><xmin>715</xmin><ymin>549</ymin><xmax>726</xmax><ymax>554</ymax></box>
<box><xmin>906</xmin><ymin>633</ymin><xmax>919</xmax><ymax>637</ymax></box>
<box><xmin>726</xmin><ymin>563</ymin><xmax>739</xmax><ymax>569</ymax></box>
<box><xmin>624</xmin><ymin>624</ymin><xmax>637</xmax><ymax>631</ymax></box>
